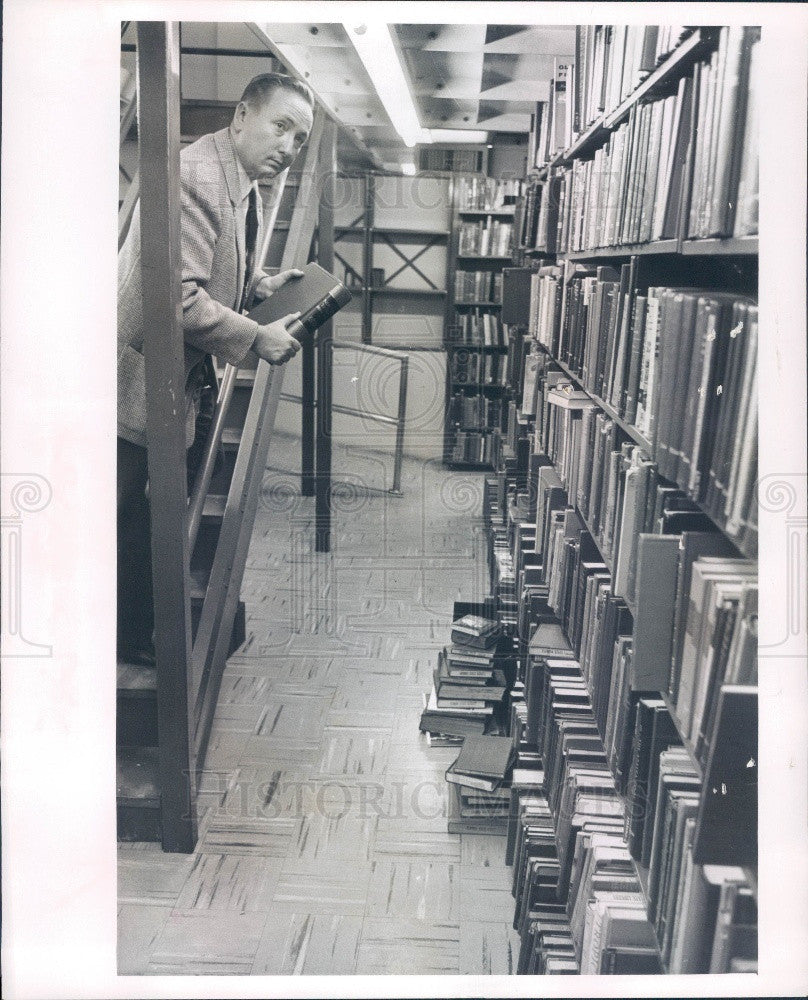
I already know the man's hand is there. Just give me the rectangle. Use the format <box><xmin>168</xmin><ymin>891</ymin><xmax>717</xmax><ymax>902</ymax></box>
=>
<box><xmin>254</xmin><ymin>268</ymin><xmax>304</xmax><ymax>301</ymax></box>
<box><xmin>252</xmin><ymin>312</ymin><xmax>302</xmax><ymax>365</ymax></box>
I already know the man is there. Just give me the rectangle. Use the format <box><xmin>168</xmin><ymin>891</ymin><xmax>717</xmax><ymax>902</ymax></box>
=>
<box><xmin>117</xmin><ymin>73</ymin><xmax>315</xmax><ymax>665</ymax></box>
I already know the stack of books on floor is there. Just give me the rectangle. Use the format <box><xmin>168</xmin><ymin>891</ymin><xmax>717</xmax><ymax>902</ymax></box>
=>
<box><xmin>419</xmin><ymin>615</ymin><xmax>506</xmax><ymax>743</ymax></box>
<box><xmin>446</xmin><ymin>734</ymin><xmax>516</xmax><ymax>835</ymax></box>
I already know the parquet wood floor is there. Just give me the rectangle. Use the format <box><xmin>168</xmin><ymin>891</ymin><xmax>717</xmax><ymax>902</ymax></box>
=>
<box><xmin>118</xmin><ymin>431</ymin><xmax>519</xmax><ymax>975</ymax></box>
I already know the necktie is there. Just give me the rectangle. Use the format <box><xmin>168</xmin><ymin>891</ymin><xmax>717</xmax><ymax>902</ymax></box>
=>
<box><xmin>239</xmin><ymin>186</ymin><xmax>259</xmax><ymax>313</ymax></box>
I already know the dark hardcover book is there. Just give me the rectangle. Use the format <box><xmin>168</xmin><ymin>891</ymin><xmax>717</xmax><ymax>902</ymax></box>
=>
<box><xmin>435</xmin><ymin>676</ymin><xmax>506</xmax><ymax>703</ymax></box>
<box><xmin>604</xmin><ymin>263</ymin><xmax>630</xmax><ymax>405</ymax></box>
<box><xmin>661</xmin><ymin>74</ymin><xmax>695</xmax><ymax>238</ymax></box>
<box><xmin>640</xmin><ymin>711</ymin><xmax>686</xmax><ymax>868</ymax></box>
<box><xmin>594</xmin><ymin>281</ymin><xmax>619</xmax><ymax>399</ymax></box>
<box><xmin>248</xmin><ymin>261</ymin><xmax>352</xmax><ymax>336</ymax></box>
<box><xmin>710</xmin><ymin>27</ymin><xmax>756</xmax><ymax>236</ymax></box>
<box><xmin>704</xmin><ymin>301</ymin><xmax>747</xmax><ymax>512</ymax></box>
<box><xmin>625</xmin><ymin>697</ymin><xmax>662</xmax><ymax>857</ymax></box>
<box><xmin>693</xmin><ymin>686</ymin><xmax>757</xmax><ymax>866</ymax></box>
<box><xmin>445</xmin><ymin>760</ymin><xmax>503</xmax><ymax>793</ymax></box>
<box><xmin>451</xmin><ymin>734</ymin><xmax>517</xmax><ymax>781</ymax></box>
<box><xmin>600</xmin><ymin>945</ymin><xmax>663</xmax><ymax>974</ymax></box>
<box><xmin>664</xmin><ymin>292</ymin><xmax>699</xmax><ymax>485</ymax></box>
<box><xmin>502</xmin><ymin>267</ymin><xmax>534</xmax><ymax>326</ymax></box>
<box><xmin>418</xmin><ymin>712</ymin><xmax>486</xmax><ymax>737</ymax></box>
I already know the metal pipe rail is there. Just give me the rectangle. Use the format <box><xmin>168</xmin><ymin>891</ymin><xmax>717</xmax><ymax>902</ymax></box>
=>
<box><xmin>279</xmin><ymin>338</ymin><xmax>409</xmax><ymax>496</ymax></box>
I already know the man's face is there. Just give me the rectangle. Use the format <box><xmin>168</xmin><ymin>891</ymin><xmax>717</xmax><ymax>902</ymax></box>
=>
<box><xmin>231</xmin><ymin>88</ymin><xmax>314</xmax><ymax>181</ymax></box>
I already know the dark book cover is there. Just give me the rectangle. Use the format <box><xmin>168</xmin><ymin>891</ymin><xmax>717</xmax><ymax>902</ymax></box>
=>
<box><xmin>248</xmin><ymin>261</ymin><xmax>351</xmax><ymax>333</ymax></box>
<box><xmin>452</xmin><ymin>734</ymin><xmax>517</xmax><ymax>781</ymax></box>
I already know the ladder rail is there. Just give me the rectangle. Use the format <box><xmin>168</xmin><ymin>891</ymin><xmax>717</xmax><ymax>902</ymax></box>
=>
<box><xmin>189</xmin><ymin>111</ymin><xmax>326</xmax><ymax>770</ymax></box>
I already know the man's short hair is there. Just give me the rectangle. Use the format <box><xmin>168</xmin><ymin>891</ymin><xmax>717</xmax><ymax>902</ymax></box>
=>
<box><xmin>239</xmin><ymin>73</ymin><xmax>315</xmax><ymax>111</ymax></box>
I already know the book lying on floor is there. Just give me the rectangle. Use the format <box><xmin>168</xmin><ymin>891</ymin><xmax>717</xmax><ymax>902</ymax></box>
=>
<box><xmin>451</xmin><ymin>614</ymin><xmax>502</xmax><ymax>649</ymax></box>
<box><xmin>419</xmin><ymin>712</ymin><xmax>487</xmax><ymax>738</ymax></box>
<box><xmin>451</xmin><ymin>734</ymin><xmax>517</xmax><ymax>782</ymax></box>
<box><xmin>447</xmin><ymin>782</ymin><xmax>509</xmax><ymax>835</ymax></box>
<box><xmin>446</xmin><ymin>760</ymin><xmax>506</xmax><ymax>793</ymax></box>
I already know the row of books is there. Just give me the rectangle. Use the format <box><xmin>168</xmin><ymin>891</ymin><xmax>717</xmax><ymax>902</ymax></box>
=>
<box><xmin>484</xmin><ymin>443</ymin><xmax>759</xmax><ymax>975</ymax></box>
<box><xmin>573</xmin><ymin>25</ymin><xmax>689</xmax><ymax>134</ymax></box>
<box><xmin>527</xmin><ymin>28</ymin><xmax>688</xmax><ymax>173</ymax></box>
<box><xmin>536</xmin><ymin>441</ymin><xmax>759</xmax><ymax>790</ymax></box>
<box><xmin>454</xmin><ymin>269</ymin><xmax>503</xmax><ymax>303</ymax></box>
<box><xmin>521</xmin><ymin>481</ymin><xmax>757</xmax><ymax>971</ymax></box>
<box><xmin>556</xmin><ymin>84</ymin><xmax>692</xmax><ymax>252</ymax></box>
<box><xmin>526</xmin><ymin>268</ymin><xmax>758</xmax><ymax>552</ymax></box>
<box><xmin>447</xmin><ymin>429</ymin><xmax>500</xmax><ymax>467</ymax></box>
<box><xmin>448</xmin><ymin>311</ymin><xmax>508</xmax><ymax>348</ymax></box>
<box><xmin>457</xmin><ymin>220</ymin><xmax>513</xmax><ymax>257</ymax></box>
<box><xmin>633</xmin><ymin>737</ymin><xmax>757</xmax><ymax>972</ymax></box>
<box><xmin>524</xmin><ymin>28</ymin><xmax>759</xmax><ymax>248</ymax></box>
<box><xmin>519</xmin><ymin>630</ymin><xmax>662</xmax><ymax>973</ymax></box>
<box><xmin>687</xmin><ymin>27</ymin><xmax>760</xmax><ymax>239</ymax></box>
<box><xmin>450</xmin><ymin>349</ymin><xmax>508</xmax><ymax>386</ymax></box>
<box><xmin>446</xmin><ymin>392</ymin><xmax>505</xmax><ymax>433</ymax></box>
<box><xmin>457</xmin><ymin>177</ymin><xmax>521</xmax><ymax>211</ymax></box>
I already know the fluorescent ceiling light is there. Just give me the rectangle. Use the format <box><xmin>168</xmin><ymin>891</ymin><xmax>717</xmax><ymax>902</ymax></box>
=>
<box><xmin>426</xmin><ymin>129</ymin><xmax>488</xmax><ymax>144</ymax></box>
<box><xmin>345</xmin><ymin>21</ymin><xmax>429</xmax><ymax>147</ymax></box>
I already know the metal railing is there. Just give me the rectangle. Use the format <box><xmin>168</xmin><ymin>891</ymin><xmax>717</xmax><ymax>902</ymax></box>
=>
<box><xmin>279</xmin><ymin>339</ymin><xmax>409</xmax><ymax>496</ymax></box>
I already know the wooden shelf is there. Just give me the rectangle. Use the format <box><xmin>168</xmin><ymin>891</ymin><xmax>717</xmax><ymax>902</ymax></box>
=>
<box><xmin>456</xmin><ymin>254</ymin><xmax>513</xmax><ymax>261</ymax></box>
<box><xmin>446</xmin><ymin>342</ymin><xmax>508</xmax><ymax>352</ymax></box>
<box><xmin>681</xmin><ymin>237</ymin><xmax>758</xmax><ymax>256</ymax></box>
<box><xmin>449</xmin><ymin>381</ymin><xmax>509</xmax><ymax>391</ymax></box>
<box><xmin>445</xmin><ymin>460</ymin><xmax>495</xmax><ymax>470</ymax></box>
<box><xmin>553</xmin><ymin>116</ymin><xmax>610</xmax><ymax>166</ymax></box>
<box><xmin>457</xmin><ymin>207</ymin><xmax>516</xmax><ymax>217</ymax></box>
<box><xmin>454</xmin><ymin>300</ymin><xmax>502</xmax><ymax>308</ymax></box>
<box><xmin>335</xmin><ymin>225</ymin><xmax>450</xmax><ymax>240</ymax></box>
<box><xmin>563</xmin><ymin>239</ymin><xmax>679</xmax><ymax>260</ymax></box>
<box><xmin>370</xmin><ymin>286</ymin><xmax>446</xmax><ymax>297</ymax></box>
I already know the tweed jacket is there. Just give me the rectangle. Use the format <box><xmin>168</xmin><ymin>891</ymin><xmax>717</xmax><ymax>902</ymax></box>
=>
<box><xmin>118</xmin><ymin>127</ymin><xmax>265</xmax><ymax>447</ymax></box>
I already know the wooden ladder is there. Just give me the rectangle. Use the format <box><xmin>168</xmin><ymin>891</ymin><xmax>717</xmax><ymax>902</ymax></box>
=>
<box><xmin>116</xmin><ymin>21</ymin><xmax>331</xmax><ymax>851</ymax></box>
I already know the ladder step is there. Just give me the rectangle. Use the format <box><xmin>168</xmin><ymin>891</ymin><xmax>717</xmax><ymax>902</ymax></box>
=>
<box><xmin>117</xmin><ymin>662</ymin><xmax>158</xmax><ymax>748</ymax></box>
<box><xmin>117</xmin><ymin>746</ymin><xmax>161</xmax><ymax>842</ymax></box>
<box><xmin>202</xmin><ymin>492</ymin><xmax>227</xmax><ymax>520</ymax></box>
<box><xmin>221</xmin><ymin>427</ymin><xmax>242</xmax><ymax>450</ymax></box>
<box><xmin>117</xmin><ymin>661</ymin><xmax>157</xmax><ymax>693</ymax></box>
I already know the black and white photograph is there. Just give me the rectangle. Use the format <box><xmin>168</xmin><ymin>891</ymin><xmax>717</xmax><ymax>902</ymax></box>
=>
<box><xmin>2</xmin><ymin>2</ymin><xmax>807</xmax><ymax>997</ymax></box>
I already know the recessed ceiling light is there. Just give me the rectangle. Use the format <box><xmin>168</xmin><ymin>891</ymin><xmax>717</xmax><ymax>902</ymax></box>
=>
<box><xmin>345</xmin><ymin>21</ymin><xmax>430</xmax><ymax>146</ymax></box>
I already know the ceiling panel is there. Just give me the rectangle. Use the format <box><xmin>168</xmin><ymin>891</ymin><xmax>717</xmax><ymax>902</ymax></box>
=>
<box><xmin>418</xmin><ymin>96</ymin><xmax>482</xmax><ymax>127</ymax></box>
<box><xmin>476</xmin><ymin>112</ymin><xmax>533</xmax><ymax>132</ymax></box>
<box><xmin>394</xmin><ymin>24</ymin><xmax>488</xmax><ymax>52</ymax></box>
<box><xmin>255</xmin><ymin>22</ymin><xmax>350</xmax><ymax>48</ymax></box>
<box><xmin>483</xmin><ymin>25</ymin><xmax>576</xmax><ymax>55</ymax></box>
<box><xmin>401</xmin><ymin>49</ymin><xmax>485</xmax><ymax>99</ymax></box>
